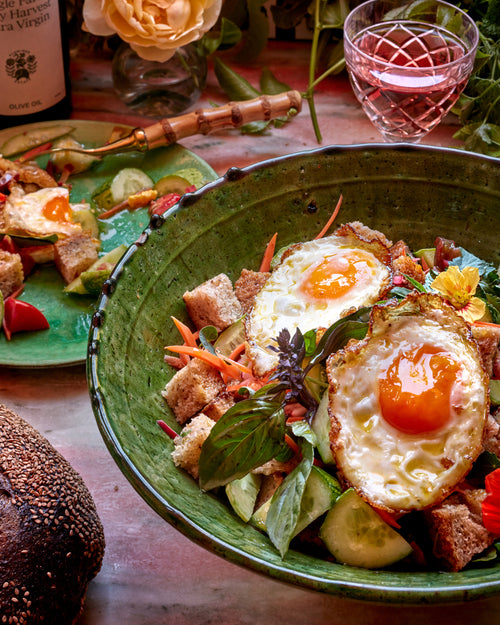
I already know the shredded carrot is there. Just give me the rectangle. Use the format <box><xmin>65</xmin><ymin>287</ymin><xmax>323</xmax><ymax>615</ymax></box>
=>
<box><xmin>165</xmin><ymin>345</ymin><xmax>250</xmax><ymax>379</ymax></box>
<box><xmin>473</xmin><ymin>321</ymin><xmax>500</xmax><ymax>328</ymax></box>
<box><xmin>16</xmin><ymin>141</ymin><xmax>53</xmax><ymax>162</ymax></box>
<box><xmin>315</xmin><ymin>194</ymin><xmax>343</xmax><ymax>240</ymax></box>
<box><xmin>228</xmin><ymin>342</ymin><xmax>246</xmax><ymax>361</ymax></box>
<box><xmin>374</xmin><ymin>507</ymin><xmax>401</xmax><ymax>529</ymax></box>
<box><xmin>284</xmin><ymin>434</ymin><xmax>300</xmax><ymax>455</ymax></box>
<box><xmin>259</xmin><ymin>232</ymin><xmax>278</xmax><ymax>273</ymax></box>
<box><xmin>98</xmin><ymin>199</ymin><xmax>129</xmax><ymax>219</ymax></box>
<box><xmin>171</xmin><ymin>316</ymin><xmax>198</xmax><ymax>347</ymax></box>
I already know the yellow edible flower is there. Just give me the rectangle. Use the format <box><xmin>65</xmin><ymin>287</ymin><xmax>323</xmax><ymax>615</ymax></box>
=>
<box><xmin>430</xmin><ymin>265</ymin><xmax>486</xmax><ymax>323</ymax></box>
<box><xmin>83</xmin><ymin>0</ymin><xmax>222</xmax><ymax>62</ymax></box>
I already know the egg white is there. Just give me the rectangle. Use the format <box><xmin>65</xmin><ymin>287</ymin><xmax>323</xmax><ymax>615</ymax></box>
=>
<box><xmin>2</xmin><ymin>187</ymin><xmax>82</xmax><ymax>239</ymax></box>
<box><xmin>246</xmin><ymin>234</ymin><xmax>392</xmax><ymax>376</ymax></box>
<box><xmin>327</xmin><ymin>293</ymin><xmax>489</xmax><ymax>513</ymax></box>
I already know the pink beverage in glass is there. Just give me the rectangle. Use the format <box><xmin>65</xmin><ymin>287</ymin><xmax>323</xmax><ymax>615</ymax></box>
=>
<box><xmin>343</xmin><ymin>0</ymin><xmax>479</xmax><ymax>143</ymax></box>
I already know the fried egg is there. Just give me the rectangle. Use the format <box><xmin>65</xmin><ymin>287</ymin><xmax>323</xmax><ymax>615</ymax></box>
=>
<box><xmin>246</xmin><ymin>228</ymin><xmax>393</xmax><ymax>376</ymax></box>
<box><xmin>327</xmin><ymin>292</ymin><xmax>489</xmax><ymax>513</ymax></box>
<box><xmin>2</xmin><ymin>186</ymin><xmax>83</xmax><ymax>239</ymax></box>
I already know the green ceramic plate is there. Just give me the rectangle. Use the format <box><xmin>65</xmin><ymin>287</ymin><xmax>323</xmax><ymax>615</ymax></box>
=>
<box><xmin>88</xmin><ymin>144</ymin><xmax>500</xmax><ymax>604</ymax></box>
<box><xmin>0</xmin><ymin>120</ymin><xmax>216</xmax><ymax>367</ymax></box>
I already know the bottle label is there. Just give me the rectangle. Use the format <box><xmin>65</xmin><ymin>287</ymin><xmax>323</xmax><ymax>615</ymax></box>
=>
<box><xmin>0</xmin><ymin>0</ymin><xmax>66</xmax><ymax>116</ymax></box>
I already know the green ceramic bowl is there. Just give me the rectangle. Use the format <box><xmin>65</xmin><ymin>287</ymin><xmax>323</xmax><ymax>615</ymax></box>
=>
<box><xmin>88</xmin><ymin>144</ymin><xmax>500</xmax><ymax>605</ymax></box>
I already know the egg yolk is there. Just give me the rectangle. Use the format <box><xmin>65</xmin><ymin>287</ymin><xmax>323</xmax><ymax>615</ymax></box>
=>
<box><xmin>378</xmin><ymin>344</ymin><xmax>461</xmax><ymax>434</ymax></box>
<box><xmin>42</xmin><ymin>195</ymin><xmax>73</xmax><ymax>223</ymax></box>
<box><xmin>299</xmin><ymin>249</ymin><xmax>377</xmax><ymax>301</ymax></box>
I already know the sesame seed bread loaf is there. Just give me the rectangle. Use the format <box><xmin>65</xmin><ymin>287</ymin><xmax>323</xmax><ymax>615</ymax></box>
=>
<box><xmin>0</xmin><ymin>403</ymin><xmax>105</xmax><ymax>624</ymax></box>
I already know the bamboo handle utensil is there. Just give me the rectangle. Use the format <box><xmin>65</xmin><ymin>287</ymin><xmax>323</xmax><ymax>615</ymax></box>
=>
<box><xmin>45</xmin><ymin>91</ymin><xmax>302</xmax><ymax>158</ymax></box>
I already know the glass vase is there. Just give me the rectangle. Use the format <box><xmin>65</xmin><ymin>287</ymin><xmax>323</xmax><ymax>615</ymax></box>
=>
<box><xmin>112</xmin><ymin>41</ymin><xmax>207</xmax><ymax>117</ymax></box>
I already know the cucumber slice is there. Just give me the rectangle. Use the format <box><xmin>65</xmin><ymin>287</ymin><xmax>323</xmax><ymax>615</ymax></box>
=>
<box><xmin>311</xmin><ymin>392</ymin><xmax>334</xmax><ymax>464</ymax></box>
<box><xmin>64</xmin><ymin>244</ymin><xmax>127</xmax><ymax>294</ymax></box>
<box><xmin>490</xmin><ymin>379</ymin><xmax>500</xmax><ymax>406</ymax></box>
<box><xmin>320</xmin><ymin>489</ymin><xmax>412</xmax><ymax>569</ymax></box>
<box><xmin>226</xmin><ymin>473</ymin><xmax>262</xmax><ymax>522</ymax></box>
<box><xmin>153</xmin><ymin>174</ymin><xmax>191</xmax><ymax>197</ymax></box>
<box><xmin>293</xmin><ymin>466</ymin><xmax>341</xmax><ymax>536</ymax></box>
<box><xmin>110</xmin><ymin>168</ymin><xmax>154</xmax><ymax>205</ymax></box>
<box><xmin>250</xmin><ymin>498</ymin><xmax>271</xmax><ymax>531</ymax></box>
<box><xmin>172</xmin><ymin>167</ymin><xmax>206</xmax><ymax>188</ymax></box>
<box><xmin>51</xmin><ymin>137</ymin><xmax>99</xmax><ymax>174</ymax></box>
<box><xmin>1</xmin><ymin>124</ymin><xmax>74</xmax><ymax>157</ymax></box>
<box><xmin>214</xmin><ymin>317</ymin><xmax>246</xmax><ymax>357</ymax></box>
<box><xmin>72</xmin><ymin>208</ymin><xmax>99</xmax><ymax>239</ymax></box>
<box><xmin>415</xmin><ymin>248</ymin><xmax>436</xmax><ymax>269</ymax></box>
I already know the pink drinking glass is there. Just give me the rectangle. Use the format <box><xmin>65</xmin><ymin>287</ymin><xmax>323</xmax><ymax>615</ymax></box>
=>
<box><xmin>343</xmin><ymin>0</ymin><xmax>479</xmax><ymax>143</ymax></box>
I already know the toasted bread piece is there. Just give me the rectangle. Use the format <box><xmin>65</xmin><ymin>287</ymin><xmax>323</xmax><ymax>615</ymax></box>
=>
<box><xmin>54</xmin><ymin>231</ymin><xmax>99</xmax><ymax>284</ymax></box>
<box><xmin>424</xmin><ymin>488</ymin><xmax>494</xmax><ymax>571</ymax></box>
<box><xmin>162</xmin><ymin>358</ymin><xmax>225</xmax><ymax>424</ymax></box>
<box><xmin>0</xmin><ymin>249</ymin><xmax>24</xmax><ymax>298</ymax></box>
<box><xmin>183</xmin><ymin>273</ymin><xmax>243</xmax><ymax>332</ymax></box>
<box><xmin>234</xmin><ymin>268</ymin><xmax>271</xmax><ymax>313</ymax></box>
<box><xmin>171</xmin><ymin>413</ymin><xmax>216</xmax><ymax>479</ymax></box>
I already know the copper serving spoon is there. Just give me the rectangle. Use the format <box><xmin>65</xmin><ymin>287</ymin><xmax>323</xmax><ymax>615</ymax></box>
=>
<box><xmin>32</xmin><ymin>91</ymin><xmax>302</xmax><ymax>159</ymax></box>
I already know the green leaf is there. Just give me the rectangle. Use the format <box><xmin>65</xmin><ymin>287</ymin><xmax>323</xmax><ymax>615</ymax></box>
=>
<box><xmin>198</xmin><ymin>17</ymin><xmax>242</xmax><ymax>56</ymax></box>
<box><xmin>233</xmin><ymin>0</ymin><xmax>270</xmax><ymax>63</ymax></box>
<box><xmin>266</xmin><ymin>438</ymin><xmax>314</xmax><ymax>557</ymax></box>
<box><xmin>198</xmin><ymin>398</ymin><xmax>287</xmax><ymax>490</ymax></box>
<box><xmin>306</xmin><ymin>308</ymin><xmax>370</xmax><ymax>370</ymax></box>
<box><xmin>259</xmin><ymin>66</ymin><xmax>292</xmax><ymax>95</ymax></box>
<box><xmin>213</xmin><ymin>57</ymin><xmax>261</xmax><ymax>101</ymax></box>
<box><xmin>198</xmin><ymin>325</ymin><xmax>219</xmax><ymax>353</ymax></box>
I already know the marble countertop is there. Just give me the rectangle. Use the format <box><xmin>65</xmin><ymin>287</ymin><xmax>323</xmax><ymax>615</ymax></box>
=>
<box><xmin>1</xmin><ymin>41</ymin><xmax>499</xmax><ymax>625</ymax></box>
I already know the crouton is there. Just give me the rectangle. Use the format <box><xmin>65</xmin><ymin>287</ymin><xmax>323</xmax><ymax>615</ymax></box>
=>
<box><xmin>183</xmin><ymin>273</ymin><xmax>243</xmax><ymax>331</ymax></box>
<box><xmin>484</xmin><ymin>409</ymin><xmax>500</xmax><ymax>457</ymax></box>
<box><xmin>202</xmin><ymin>390</ymin><xmax>235</xmax><ymax>422</ymax></box>
<box><xmin>424</xmin><ymin>488</ymin><xmax>494</xmax><ymax>571</ymax></box>
<box><xmin>471</xmin><ymin>324</ymin><xmax>500</xmax><ymax>377</ymax></box>
<box><xmin>0</xmin><ymin>249</ymin><xmax>24</xmax><ymax>298</ymax></box>
<box><xmin>234</xmin><ymin>268</ymin><xmax>271</xmax><ymax>313</ymax></box>
<box><xmin>54</xmin><ymin>231</ymin><xmax>98</xmax><ymax>284</ymax></box>
<box><xmin>171</xmin><ymin>413</ymin><xmax>215</xmax><ymax>479</ymax></box>
<box><xmin>392</xmin><ymin>254</ymin><xmax>426</xmax><ymax>285</ymax></box>
<box><xmin>162</xmin><ymin>358</ymin><xmax>225</xmax><ymax>424</ymax></box>
<box><xmin>334</xmin><ymin>221</ymin><xmax>393</xmax><ymax>249</ymax></box>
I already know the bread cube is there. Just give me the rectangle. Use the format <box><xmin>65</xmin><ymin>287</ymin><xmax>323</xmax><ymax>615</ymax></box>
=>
<box><xmin>171</xmin><ymin>413</ymin><xmax>215</xmax><ymax>479</ymax></box>
<box><xmin>0</xmin><ymin>250</ymin><xmax>24</xmax><ymax>298</ymax></box>
<box><xmin>162</xmin><ymin>358</ymin><xmax>225</xmax><ymax>424</ymax></box>
<box><xmin>183</xmin><ymin>273</ymin><xmax>243</xmax><ymax>331</ymax></box>
<box><xmin>54</xmin><ymin>231</ymin><xmax>98</xmax><ymax>284</ymax></box>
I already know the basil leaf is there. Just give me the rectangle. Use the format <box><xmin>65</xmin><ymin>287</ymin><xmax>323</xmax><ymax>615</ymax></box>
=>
<box><xmin>198</xmin><ymin>399</ymin><xmax>287</xmax><ymax>490</ymax></box>
<box><xmin>266</xmin><ymin>438</ymin><xmax>314</xmax><ymax>557</ymax></box>
<box><xmin>306</xmin><ymin>308</ymin><xmax>370</xmax><ymax>370</ymax></box>
<box><xmin>198</xmin><ymin>325</ymin><xmax>218</xmax><ymax>353</ymax></box>
<box><xmin>403</xmin><ymin>274</ymin><xmax>427</xmax><ymax>292</ymax></box>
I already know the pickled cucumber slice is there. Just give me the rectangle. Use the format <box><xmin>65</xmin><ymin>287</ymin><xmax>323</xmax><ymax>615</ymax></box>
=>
<box><xmin>51</xmin><ymin>136</ymin><xmax>99</xmax><ymax>174</ymax></box>
<box><xmin>311</xmin><ymin>392</ymin><xmax>334</xmax><ymax>465</ymax></box>
<box><xmin>214</xmin><ymin>317</ymin><xmax>246</xmax><ymax>357</ymax></box>
<box><xmin>153</xmin><ymin>174</ymin><xmax>191</xmax><ymax>196</ymax></box>
<box><xmin>110</xmin><ymin>168</ymin><xmax>154</xmax><ymax>204</ymax></box>
<box><xmin>320</xmin><ymin>489</ymin><xmax>412</xmax><ymax>569</ymax></box>
<box><xmin>72</xmin><ymin>208</ymin><xmax>99</xmax><ymax>239</ymax></box>
<box><xmin>226</xmin><ymin>473</ymin><xmax>262</xmax><ymax>522</ymax></box>
<box><xmin>293</xmin><ymin>466</ymin><xmax>341</xmax><ymax>536</ymax></box>
<box><xmin>1</xmin><ymin>124</ymin><xmax>74</xmax><ymax>157</ymax></box>
<box><xmin>490</xmin><ymin>379</ymin><xmax>500</xmax><ymax>406</ymax></box>
<box><xmin>64</xmin><ymin>244</ymin><xmax>127</xmax><ymax>294</ymax></box>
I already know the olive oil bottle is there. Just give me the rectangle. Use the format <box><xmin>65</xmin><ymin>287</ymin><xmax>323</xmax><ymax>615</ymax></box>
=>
<box><xmin>0</xmin><ymin>0</ymin><xmax>72</xmax><ymax>130</ymax></box>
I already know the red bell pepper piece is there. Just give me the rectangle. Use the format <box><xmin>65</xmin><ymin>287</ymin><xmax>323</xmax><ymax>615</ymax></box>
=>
<box><xmin>2</xmin><ymin>291</ymin><xmax>50</xmax><ymax>341</ymax></box>
<box><xmin>482</xmin><ymin>468</ymin><xmax>500</xmax><ymax>535</ymax></box>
